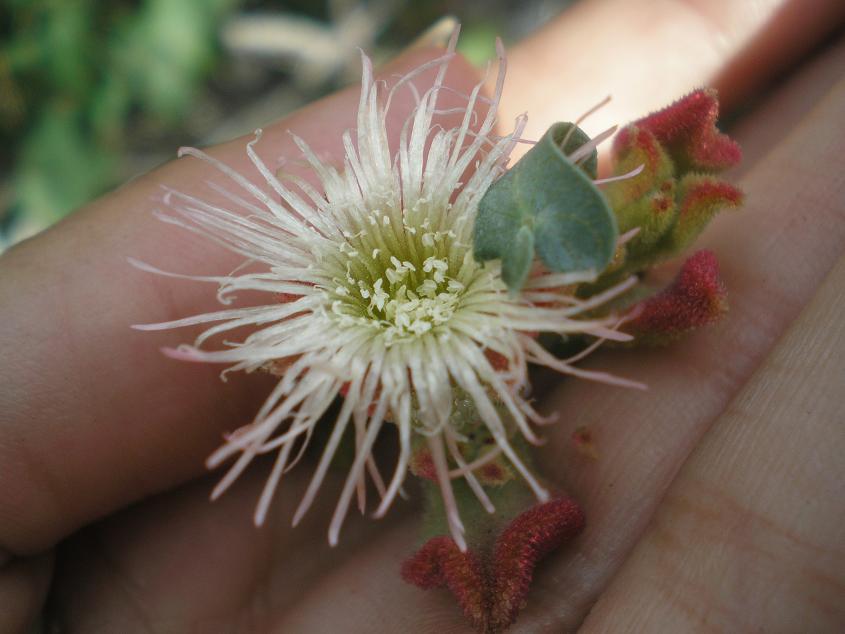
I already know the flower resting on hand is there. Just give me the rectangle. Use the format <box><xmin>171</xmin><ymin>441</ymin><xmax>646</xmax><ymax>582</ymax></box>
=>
<box><xmin>132</xmin><ymin>35</ymin><xmax>639</xmax><ymax>551</ymax></box>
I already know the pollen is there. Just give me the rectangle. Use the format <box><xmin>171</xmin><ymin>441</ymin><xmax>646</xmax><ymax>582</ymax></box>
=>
<box><xmin>133</xmin><ymin>37</ymin><xmax>640</xmax><ymax>553</ymax></box>
<box><xmin>321</xmin><ymin>212</ymin><xmax>482</xmax><ymax>346</ymax></box>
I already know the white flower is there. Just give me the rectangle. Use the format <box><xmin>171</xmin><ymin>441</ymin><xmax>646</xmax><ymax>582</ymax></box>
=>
<box><xmin>133</xmin><ymin>35</ymin><xmax>641</xmax><ymax>551</ymax></box>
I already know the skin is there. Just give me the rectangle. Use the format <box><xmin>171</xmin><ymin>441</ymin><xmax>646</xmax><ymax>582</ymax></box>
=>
<box><xmin>0</xmin><ymin>0</ymin><xmax>843</xmax><ymax>631</ymax></box>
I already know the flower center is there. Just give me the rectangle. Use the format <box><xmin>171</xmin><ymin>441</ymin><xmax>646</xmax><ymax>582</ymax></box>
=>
<box><xmin>318</xmin><ymin>206</ymin><xmax>481</xmax><ymax>344</ymax></box>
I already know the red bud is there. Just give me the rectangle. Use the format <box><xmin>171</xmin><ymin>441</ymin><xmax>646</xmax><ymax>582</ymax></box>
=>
<box><xmin>625</xmin><ymin>250</ymin><xmax>727</xmax><ymax>343</ymax></box>
<box><xmin>633</xmin><ymin>88</ymin><xmax>741</xmax><ymax>171</ymax></box>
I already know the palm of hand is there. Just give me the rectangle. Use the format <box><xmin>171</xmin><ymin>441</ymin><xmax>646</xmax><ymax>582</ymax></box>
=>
<box><xmin>3</xmin><ymin>3</ymin><xmax>844</xmax><ymax>632</ymax></box>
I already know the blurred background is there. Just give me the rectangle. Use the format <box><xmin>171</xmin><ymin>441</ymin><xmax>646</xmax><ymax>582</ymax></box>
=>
<box><xmin>0</xmin><ymin>0</ymin><xmax>577</xmax><ymax>250</ymax></box>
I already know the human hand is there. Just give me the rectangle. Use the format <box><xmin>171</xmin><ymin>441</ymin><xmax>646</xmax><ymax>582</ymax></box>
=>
<box><xmin>1</xmin><ymin>1</ymin><xmax>843</xmax><ymax>631</ymax></box>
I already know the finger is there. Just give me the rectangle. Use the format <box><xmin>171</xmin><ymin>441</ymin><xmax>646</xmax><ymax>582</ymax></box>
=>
<box><xmin>730</xmin><ymin>35</ymin><xmax>845</xmax><ymax>176</ymax></box>
<box><xmin>496</xmin><ymin>0</ymin><xmax>845</xmax><ymax>146</ymax></box>
<box><xmin>47</xmin><ymin>464</ymin><xmax>400</xmax><ymax>631</ymax></box>
<box><xmin>0</xmin><ymin>552</ymin><xmax>52</xmax><ymax>634</ymax></box>
<box><xmin>267</xmin><ymin>43</ymin><xmax>845</xmax><ymax>632</ymax></box>
<box><xmin>0</xmin><ymin>45</ymin><xmax>482</xmax><ymax>555</ymax></box>
<box><xmin>581</xmin><ymin>257</ymin><xmax>845</xmax><ymax>632</ymax></box>
<box><xmin>274</xmin><ymin>517</ymin><xmax>459</xmax><ymax>634</ymax></box>
<box><xmin>522</xmin><ymin>48</ymin><xmax>845</xmax><ymax>629</ymax></box>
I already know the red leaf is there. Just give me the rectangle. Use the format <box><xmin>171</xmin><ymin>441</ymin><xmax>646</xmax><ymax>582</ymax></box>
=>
<box><xmin>402</xmin><ymin>497</ymin><xmax>585</xmax><ymax>633</ymax></box>
<box><xmin>401</xmin><ymin>536</ymin><xmax>487</xmax><ymax>627</ymax></box>
<box><xmin>489</xmin><ymin>497</ymin><xmax>585</xmax><ymax>630</ymax></box>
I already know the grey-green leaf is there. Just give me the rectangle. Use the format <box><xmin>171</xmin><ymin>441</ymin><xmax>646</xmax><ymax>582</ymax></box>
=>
<box><xmin>473</xmin><ymin>122</ymin><xmax>617</xmax><ymax>292</ymax></box>
<box><xmin>502</xmin><ymin>225</ymin><xmax>534</xmax><ymax>294</ymax></box>
<box><xmin>556</xmin><ymin>122</ymin><xmax>598</xmax><ymax>179</ymax></box>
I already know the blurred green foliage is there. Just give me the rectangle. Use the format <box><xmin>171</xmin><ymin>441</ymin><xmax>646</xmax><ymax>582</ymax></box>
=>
<box><xmin>1</xmin><ymin>0</ymin><xmax>238</xmax><ymax>230</ymax></box>
<box><xmin>0</xmin><ymin>0</ymin><xmax>569</xmax><ymax>246</ymax></box>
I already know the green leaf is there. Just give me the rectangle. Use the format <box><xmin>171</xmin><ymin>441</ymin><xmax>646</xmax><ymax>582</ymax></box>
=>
<box><xmin>556</xmin><ymin>121</ymin><xmax>598</xmax><ymax>179</ymax></box>
<box><xmin>473</xmin><ymin>122</ymin><xmax>617</xmax><ymax>292</ymax></box>
<box><xmin>502</xmin><ymin>225</ymin><xmax>534</xmax><ymax>294</ymax></box>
